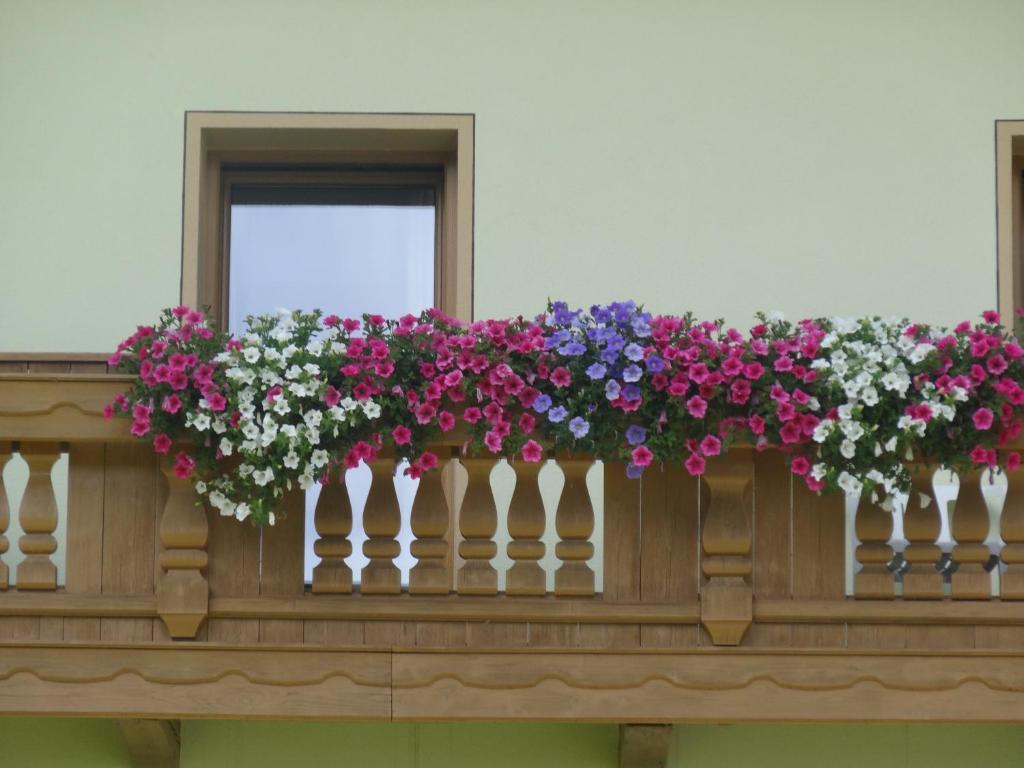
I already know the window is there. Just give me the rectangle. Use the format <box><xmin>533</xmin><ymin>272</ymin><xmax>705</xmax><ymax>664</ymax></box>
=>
<box><xmin>180</xmin><ymin>111</ymin><xmax>474</xmax><ymax>326</ymax></box>
<box><xmin>180</xmin><ymin>112</ymin><xmax>474</xmax><ymax>585</ymax></box>
<box><xmin>996</xmin><ymin>120</ymin><xmax>1024</xmax><ymax>324</ymax></box>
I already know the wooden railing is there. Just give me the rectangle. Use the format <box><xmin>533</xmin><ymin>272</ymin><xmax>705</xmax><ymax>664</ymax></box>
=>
<box><xmin>2</xmin><ymin>371</ymin><xmax>1024</xmax><ymax>652</ymax></box>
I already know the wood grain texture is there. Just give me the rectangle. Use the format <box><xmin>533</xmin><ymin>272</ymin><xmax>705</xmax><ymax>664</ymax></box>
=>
<box><xmin>63</xmin><ymin>443</ymin><xmax>106</xmax><ymax>641</ymax></box>
<box><xmin>747</xmin><ymin>450</ymin><xmax>792</xmax><ymax>647</ymax></box>
<box><xmin>790</xmin><ymin>478</ymin><xmax>846</xmax><ymax>647</ymax></box>
<box><xmin>258</xmin><ymin>489</ymin><xmax>304</xmax><ymax>644</ymax></box>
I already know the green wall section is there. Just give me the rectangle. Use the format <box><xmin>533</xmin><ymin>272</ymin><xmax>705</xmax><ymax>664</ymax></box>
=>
<box><xmin>5</xmin><ymin>1</ymin><xmax>1024</xmax><ymax>351</ymax></box>
<box><xmin>3</xmin><ymin>720</ymin><xmax>1024</xmax><ymax>766</ymax></box>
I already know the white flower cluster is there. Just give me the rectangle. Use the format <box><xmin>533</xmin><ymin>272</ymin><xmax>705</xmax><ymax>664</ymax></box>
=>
<box><xmin>805</xmin><ymin>317</ymin><xmax>957</xmax><ymax>507</ymax></box>
<box><xmin>192</xmin><ymin>310</ymin><xmax>381</xmax><ymax>524</ymax></box>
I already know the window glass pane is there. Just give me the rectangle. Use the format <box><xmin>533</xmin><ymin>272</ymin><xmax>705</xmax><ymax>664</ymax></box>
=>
<box><xmin>228</xmin><ymin>203</ymin><xmax>435</xmax><ymax>333</ymax></box>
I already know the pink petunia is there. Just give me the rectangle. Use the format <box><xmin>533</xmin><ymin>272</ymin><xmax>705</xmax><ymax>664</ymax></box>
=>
<box><xmin>699</xmin><ymin>435</ymin><xmax>722</xmax><ymax>457</ymax></box>
<box><xmin>463</xmin><ymin>407</ymin><xmax>482</xmax><ymax>424</ymax></box>
<box><xmin>1008</xmin><ymin>452</ymin><xmax>1022</xmax><ymax>472</ymax></box>
<box><xmin>153</xmin><ymin>434</ymin><xmax>172</xmax><ymax>454</ymax></box>
<box><xmin>790</xmin><ymin>456</ymin><xmax>811</xmax><ymax>476</ymax></box>
<box><xmin>392</xmin><ymin>425</ymin><xmax>412</xmax><ymax>446</ymax></box>
<box><xmin>550</xmin><ymin>367</ymin><xmax>572</xmax><ymax>388</ymax></box>
<box><xmin>161</xmin><ymin>394</ymin><xmax>182</xmax><ymax>414</ymax></box>
<box><xmin>973</xmin><ymin>407</ymin><xmax>995</xmax><ymax>431</ymax></box>
<box><xmin>631</xmin><ymin>445</ymin><xmax>654</xmax><ymax>467</ymax></box>
<box><xmin>323</xmin><ymin>385</ymin><xmax>342</xmax><ymax>408</ymax></box>
<box><xmin>437</xmin><ymin>410</ymin><xmax>456</xmax><ymax>432</ymax></box>
<box><xmin>684</xmin><ymin>452</ymin><xmax>706</xmax><ymax>476</ymax></box>
<box><xmin>521</xmin><ymin>439</ymin><xmax>543</xmax><ymax>463</ymax></box>
<box><xmin>686</xmin><ymin>396</ymin><xmax>708</xmax><ymax>418</ymax></box>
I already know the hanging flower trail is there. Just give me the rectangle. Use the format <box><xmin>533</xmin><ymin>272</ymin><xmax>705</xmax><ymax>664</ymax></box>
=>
<box><xmin>106</xmin><ymin>302</ymin><xmax>1024</xmax><ymax>526</ymax></box>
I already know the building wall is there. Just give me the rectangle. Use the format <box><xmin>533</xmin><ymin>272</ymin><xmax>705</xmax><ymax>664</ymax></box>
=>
<box><xmin>4</xmin><ymin>1</ymin><xmax>1024</xmax><ymax>351</ymax></box>
<box><xmin>3</xmin><ymin>720</ymin><xmax>1024</xmax><ymax>766</ymax></box>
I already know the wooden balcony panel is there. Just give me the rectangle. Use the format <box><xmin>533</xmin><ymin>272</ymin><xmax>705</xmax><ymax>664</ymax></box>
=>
<box><xmin>1</xmin><ymin>373</ymin><xmax>1024</xmax><ymax>721</ymax></box>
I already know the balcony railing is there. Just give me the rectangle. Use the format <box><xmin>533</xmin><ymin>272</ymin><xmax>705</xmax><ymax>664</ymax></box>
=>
<box><xmin>2</xmin><ymin>367</ymin><xmax>1024</xmax><ymax>722</ymax></box>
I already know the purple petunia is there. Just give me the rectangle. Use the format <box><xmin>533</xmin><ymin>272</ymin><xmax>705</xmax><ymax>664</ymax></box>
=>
<box><xmin>626</xmin><ymin>425</ymin><xmax>647</xmax><ymax>446</ymax></box>
<box><xmin>624</xmin><ymin>342</ymin><xmax>645</xmax><ymax>362</ymax></box>
<box><xmin>605</xmin><ymin>379</ymin><xmax>621</xmax><ymax>400</ymax></box>
<box><xmin>623</xmin><ymin>364</ymin><xmax>643</xmax><ymax>382</ymax></box>
<box><xmin>569</xmin><ymin>416</ymin><xmax>590</xmax><ymax>438</ymax></box>
<box><xmin>533</xmin><ymin>394</ymin><xmax>552</xmax><ymax>413</ymax></box>
<box><xmin>548</xmin><ymin>406</ymin><xmax>568</xmax><ymax>423</ymax></box>
<box><xmin>586</xmin><ymin>363</ymin><xmax>607</xmax><ymax>380</ymax></box>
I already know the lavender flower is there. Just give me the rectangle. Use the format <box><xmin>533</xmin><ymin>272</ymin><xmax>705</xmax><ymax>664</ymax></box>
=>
<box><xmin>548</xmin><ymin>406</ymin><xmax>568</xmax><ymax>423</ymax></box>
<box><xmin>533</xmin><ymin>394</ymin><xmax>552</xmax><ymax>413</ymax></box>
<box><xmin>623</xmin><ymin>364</ymin><xmax>643</xmax><ymax>383</ymax></box>
<box><xmin>625</xmin><ymin>462</ymin><xmax>644</xmax><ymax>479</ymax></box>
<box><xmin>586</xmin><ymin>363</ymin><xmax>607</xmax><ymax>380</ymax></box>
<box><xmin>645</xmin><ymin>355</ymin><xmax>665</xmax><ymax>372</ymax></box>
<box><xmin>569</xmin><ymin>416</ymin><xmax>590</xmax><ymax>438</ymax></box>
<box><xmin>624</xmin><ymin>343</ymin><xmax>645</xmax><ymax>362</ymax></box>
<box><xmin>622</xmin><ymin>384</ymin><xmax>642</xmax><ymax>401</ymax></box>
<box><xmin>605</xmin><ymin>379</ymin><xmax>621</xmax><ymax>400</ymax></box>
<box><xmin>626</xmin><ymin>425</ymin><xmax>647</xmax><ymax>446</ymax></box>
<box><xmin>559</xmin><ymin>341</ymin><xmax>586</xmax><ymax>356</ymax></box>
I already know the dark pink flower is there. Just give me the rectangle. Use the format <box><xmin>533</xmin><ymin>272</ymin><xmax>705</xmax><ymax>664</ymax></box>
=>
<box><xmin>550</xmin><ymin>367</ymin><xmax>572</xmax><ymax>388</ymax></box>
<box><xmin>153</xmin><ymin>434</ymin><xmax>172</xmax><ymax>454</ymax></box>
<box><xmin>973</xmin><ymin>407</ymin><xmax>995</xmax><ymax>431</ymax></box>
<box><xmin>438</xmin><ymin>410</ymin><xmax>456</xmax><ymax>432</ymax></box>
<box><xmin>790</xmin><ymin>456</ymin><xmax>811</xmax><ymax>476</ymax></box>
<box><xmin>684</xmin><ymin>452</ymin><xmax>706</xmax><ymax>476</ymax></box>
<box><xmin>699</xmin><ymin>435</ymin><xmax>721</xmax><ymax>457</ymax></box>
<box><xmin>521</xmin><ymin>440</ymin><xmax>543</xmax><ymax>462</ymax></box>
<box><xmin>631</xmin><ymin>445</ymin><xmax>654</xmax><ymax>467</ymax></box>
<box><xmin>686</xmin><ymin>396</ymin><xmax>707</xmax><ymax>418</ymax></box>
<box><xmin>392</xmin><ymin>425</ymin><xmax>412</xmax><ymax>446</ymax></box>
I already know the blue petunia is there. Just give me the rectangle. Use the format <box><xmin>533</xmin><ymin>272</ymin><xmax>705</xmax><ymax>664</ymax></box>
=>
<box><xmin>568</xmin><ymin>416</ymin><xmax>590</xmax><ymax>438</ymax></box>
<box><xmin>645</xmin><ymin>355</ymin><xmax>665</xmax><ymax>372</ymax></box>
<box><xmin>586</xmin><ymin>363</ymin><xmax>607</xmax><ymax>380</ymax></box>
<box><xmin>605</xmin><ymin>379</ymin><xmax>621</xmax><ymax>400</ymax></box>
<box><xmin>623</xmin><ymin>364</ymin><xmax>643</xmax><ymax>383</ymax></box>
<box><xmin>626</xmin><ymin>425</ymin><xmax>647</xmax><ymax>446</ymax></box>
<box><xmin>624</xmin><ymin>343</ymin><xmax>645</xmax><ymax>362</ymax></box>
<box><xmin>622</xmin><ymin>384</ymin><xmax>642</xmax><ymax>402</ymax></box>
<box><xmin>548</xmin><ymin>406</ymin><xmax>568</xmax><ymax>423</ymax></box>
<box><xmin>533</xmin><ymin>394</ymin><xmax>552</xmax><ymax>413</ymax></box>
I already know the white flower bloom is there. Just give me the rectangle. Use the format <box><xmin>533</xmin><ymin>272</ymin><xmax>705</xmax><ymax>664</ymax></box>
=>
<box><xmin>840</xmin><ymin>439</ymin><xmax>857</xmax><ymax>459</ymax></box>
<box><xmin>839</xmin><ymin>420</ymin><xmax>864</xmax><ymax>441</ymax></box>
<box><xmin>252</xmin><ymin>468</ymin><xmax>274</xmax><ymax>486</ymax></box>
<box><xmin>273</xmin><ymin>397</ymin><xmax>291</xmax><ymax>416</ymax></box>
<box><xmin>194</xmin><ymin>480</ymin><xmax>207</xmax><ymax>494</ymax></box>
<box><xmin>362</xmin><ymin>401</ymin><xmax>382</xmax><ymax>419</ymax></box>
<box><xmin>306</xmin><ymin>340</ymin><xmax>324</xmax><ymax>356</ymax></box>
<box><xmin>268</xmin><ymin>512</ymin><xmax>276</xmax><ymax>526</ymax></box>
<box><xmin>311</xmin><ymin>449</ymin><xmax>329</xmax><ymax>468</ymax></box>
<box><xmin>284</xmin><ymin>451</ymin><xmax>300</xmax><ymax>470</ymax></box>
<box><xmin>303</xmin><ymin>362</ymin><xmax>320</xmax><ymax>376</ymax></box>
<box><xmin>861</xmin><ymin>387</ymin><xmax>879</xmax><ymax>406</ymax></box>
<box><xmin>304</xmin><ymin>410</ymin><xmax>323</xmax><ymax>429</ymax></box>
<box><xmin>212</xmin><ymin>419</ymin><xmax>227</xmax><ymax>434</ymax></box>
<box><xmin>219</xmin><ymin>437</ymin><xmax>234</xmax><ymax>456</ymax></box>
<box><xmin>811</xmin><ymin>463</ymin><xmax>828</xmax><ymax>481</ymax></box>
<box><xmin>238</xmin><ymin>463</ymin><xmax>254</xmax><ymax>477</ymax></box>
<box><xmin>812</xmin><ymin>420</ymin><xmax>833</xmax><ymax>444</ymax></box>
<box><xmin>766</xmin><ymin>310</ymin><xmax>785</xmax><ymax>323</ymax></box>
<box><xmin>235</xmin><ymin>503</ymin><xmax>251</xmax><ymax>521</ymax></box>
<box><xmin>243</xmin><ymin>347</ymin><xmax>261</xmax><ymax>363</ymax></box>
<box><xmin>282</xmin><ymin>344</ymin><xmax>298</xmax><ymax>359</ymax></box>
<box><xmin>838</xmin><ymin>471</ymin><xmax>863</xmax><ymax>495</ymax></box>
<box><xmin>909</xmin><ymin>343</ymin><xmax>935</xmax><ymax>363</ymax></box>
<box><xmin>339</xmin><ymin>397</ymin><xmax>358</xmax><ymax>412</ymax></box>
<box><xmin>298</xmin><ymin>473</ymin><xmax>315</xmax><ymax>490</ymax></box>
<box><xmin>242</xmin><ymin>422</ymin><xmax>260</xmax><ymax>441</ymax></box>
<box><xmin>190</xmin><ymin>413</ymin><xmax>211</xmax><ymax>431</ymax></box>
<box><xmin>837</xmin><ymin>404</ymin><xmax>855</xmax><ymax>421</ymax></box>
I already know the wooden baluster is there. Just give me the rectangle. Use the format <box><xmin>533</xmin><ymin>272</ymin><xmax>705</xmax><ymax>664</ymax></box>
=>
<box><xmin>1001</xmin><ymin>456</ymin><xmax>1024</xmax><ymax>599</ymax></box>
<box><xmin>0</xmin><ymin>443</ymin><xmax>10</xmax><ymax>591</ymax></box>
<box><xmin>950</xmin><ymin>467</ymin><xmax>993</xmax><ymax>600</ymax></box>
<box><xmin>361</xmin><ymin>459</ymin><xmax>402</xmax><ymax>594</ymax></box>
<box><xmin>409</xmin><ymin>457</ymin><xmax>451</xmax><ymax>594</ymax></box>
<box><xmin>15</xmin><ymin>442</ymin><xmax>61</xmax><ymax>590</ymax></box>
<box><xmin>700</xmin><ymin>447</ymin><xmax>753</xmax><ymax>645</ymax></box>
<box><xmin>506</xmin><ymin>459</ymin><xmax>547</xmax><ymax>596</ymax></box>
<box><xmin>156</xmin><ymin>460</ymin><xmax>209</xmax><ymax>638</ymax></box>
<box><xmin>902</xmin><ymin>465</ymin><xmax>943</xmax><ymax>599</ymax></box>
<box><xmin>853</xmin><ymin>495</ymin><xmax>895</xmax><ymax>599</ymax></box>
<box><xmin>312</xmin><ymin>469</ymin><xmax>353</xmax><ymax>594</ymax></box>
<box><xmin>457</xmin><ymin>458</ymin><xmax>498</xmax><ymax>595</ymax></box>
<box><xmin>554</xmin><ymin>455</ymin><xmax>595</xmax><ymax>597</ymax></box>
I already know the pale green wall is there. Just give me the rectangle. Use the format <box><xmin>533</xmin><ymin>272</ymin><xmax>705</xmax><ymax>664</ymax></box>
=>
<box><xmin>3</xmin><ymin>721</ymin><xmax>1024</xmax><ymax>766</ymax></box>
<box><xmin>3</xmin><ymin>1</ymin><xmax>1024</xmax><ymax>351</ymax></box>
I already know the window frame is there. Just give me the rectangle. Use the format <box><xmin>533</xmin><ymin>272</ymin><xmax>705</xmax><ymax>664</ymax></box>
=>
<box><xmin>181</xmin><ymin>112</ymin><xmax>474</xmax><ymax>327</ymax></box>
<box><xmin>996</xmin><ymin>120</ymin><xmax>1024</xmax><ymax>325</ymax></box>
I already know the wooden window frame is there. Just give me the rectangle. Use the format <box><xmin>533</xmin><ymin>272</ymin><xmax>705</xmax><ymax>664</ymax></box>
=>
<box><xmin>996</xmin><ymin>120</ymin><xmax>1024</xmax><ymax>325</ymax></box>
<box><xmin>181</xmin><ymin>112</ymin><xmax>474</xmax><ymax>327</ymax></box>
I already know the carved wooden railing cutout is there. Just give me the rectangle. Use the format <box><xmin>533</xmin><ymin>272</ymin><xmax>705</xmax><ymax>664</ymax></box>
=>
<box><xmin>361</xmin><ymin>459</ymin><xmax>402</xmax><ymax>595</ymax></box>
<box><xmin>505</xmin><ymin>459</ymin><xmax>547</xmax><ymax>596</ymax></box>
<box><xmin>311</xmin><ymin>469</ymin><xmax>353</xmax><ymax>594</ymax></box>
<box><xmin>457</xmin><ymin>458</ymin><xmax>498</xmax><ymax>595</ymax></box>
<box><xmin>700</xmin><ymin>447</ymin><xmax>753</xmax><ymax>645</ymax></box>
<box><xmin>950</xmin><ymin>468</ymin><xmax>992</xmax><ymax>600</ymax></box>
<box><xmin>16</xmin><ymin>441</ymin><xmax>61</xmax><ymax>591</ymax></box>
<box><xmin>0</xmin><ymin>442</ymin><xmax>10</xmax><ymax>591</ymax></box>
<box><xmin>1001</xmin><ymin>457</ymin><xmax>1024</xmax><ymax>599</ymax></box>
<box><xmin>156</xmin><ymin>460</ymin><xmax>209</xmax><ymax>638</ymax></box>
<box><xmin>554</xmin><ymin>456</ymin><xmax>595</xmax><ymax>597</ymax></box>
<box><xmin>409</xmin><ymin>456</ymin><xmax>451</xmax><ymax>595</ymax></box>
<box><xmin>903</xmin><ymin>465</ymin><xmax>943</xmax><ymax>599</ymax></box>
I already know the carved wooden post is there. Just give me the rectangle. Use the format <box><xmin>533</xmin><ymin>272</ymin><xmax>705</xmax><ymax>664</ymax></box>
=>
<box><xmin>506</xmin><ymin>460</ymin><xmax>547</xmax><ymax>596</ymax></box>
<box><xmin>361</xmin><ymin>459</ymin><xmax>402</xmax><ymax>594</ymax></box>
<box><xmin>156</xmin><ymin>461</ymin><xmax>209</xmax><ymax>638</ymax></box>
<box><xmin>554</xmin><ymin>455</ymin><xmax>595</xmax><ymax>597</ymax></box>
<box><xmin>700</xmin><ymin>448</ymin><xmax>753</xmax><ymax>645</ymax></box>
<box><xmin>16</xmin><ymin>442</ymin><xmax>61</xmax><ymax>591</ymax></box>
<box><xmin>902</xmin><ymin>465</ymin><xmax>943</xmax><ymax>599</ymax></box>
<box><xmin>1000</xmin><ymin>457</ymin><xmax>1024</xmax><ymax>599</ymax></box>
<box><xmin>409</xmin><ymin>457</ymin><xmax>451</xmax><ymax>594</ymax></box>
<box><xmin>0</xmin><ymin>443</ymin><xmax>10</xmax><ymax>591</ymax></box>
<box><xmin>457</xmin><ymin>458</ymin><xmax>498</xmax><ymax>595</ymax></box>
<box><xmin>950</xmin><ymin>467</ymin><xmax>993</xmax><ymax>599</ymax></box>
<box><xmin>312</xmin><ymin>470</ymin><xmax>353</xmax><ymax>594</ymax></box>
<box><xmin>853</xmin><ymin>495</ymin><xmax>895</xmax><ymax>598</ymax></box>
